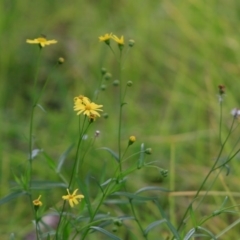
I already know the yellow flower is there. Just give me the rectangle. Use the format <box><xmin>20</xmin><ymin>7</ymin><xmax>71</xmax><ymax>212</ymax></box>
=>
<box><xmin>73</xmin><ymin>96</ymin><xmax>103</xmax><ymax>118</ymax></box>
<box><xmin>33</xmin><ymin>195</ymin><xmax>42</xmax><ymax>207</ymax></box>
<box><xmin>26</xmin><ymin>37</ymin><xmax>57</xmax><ymax>48</ymax></box>
<box><xmin>62</xmin><ymin>189</ymin><xmax>84</xmax><ymax>208</ymax></box>
<box><xmin>99</xmin><ymin>33</ymin><xmax>112</xmax><ymax>44</ymax></box>
<box><xmin>111</xmin><ymin>35</ymin><xmax>124</xmax><ymax>45</ymax></box>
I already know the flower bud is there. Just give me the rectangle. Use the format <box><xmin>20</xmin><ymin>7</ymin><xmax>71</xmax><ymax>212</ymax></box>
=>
<box><xmin>101</xmin><ymin>84</ymin><xmax>106</xmax><ymax>91</ymax></box>
<box><xmin>160</xmin><ymin>169</ymin><xmax>168</xmax><ymax>178</ymax></box>
<box><xmin>128</xmin><ymin>39</ymin><xmax>135</xmax><ymax>47</ymax></box>
<box><xmin>113</xmin><ymin>80</ymin><xmax>119</xmax><ymax>86</ymax></box>
<box><xmin>58</xmin><ymin>57</ymin><xmax>65</xmax><ymax>64</ymax></box>
<box><xmin>103</xmin><ymin>113</ymin><xmax>109</xmax><ymax>119</ymax></box>
<box><xmin>101</xmin><ymin>67</ymin><xmax>107</xmax><ymax>75</ymax></box>
<box><xmin>127</xmin><ymin>81</ymin><xmax>133</xmax><ymax>87</ymax></box>
<box><xmin>145</xmin><ymin>148</ymin><xmax>152</xmax><ymax>155</ymax></box>
<box><xmin>128</xmin><ymin>136</ymin><xmax>136</xmax><ymax>146</ymax></box>
<box><xmin>104</xmin><ymin>72</ymin><xmax>112</xmax><ymax>81</ymax></box>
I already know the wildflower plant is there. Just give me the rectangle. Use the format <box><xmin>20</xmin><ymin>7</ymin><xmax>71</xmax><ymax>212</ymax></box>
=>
<box><xmin>1</xmin><ymin>31</ymin><xmax>240</xmax><ymax>240</ymax></box>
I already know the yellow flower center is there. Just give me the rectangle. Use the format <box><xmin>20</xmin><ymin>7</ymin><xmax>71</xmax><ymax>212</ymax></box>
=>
<box><xmin>38</xmin><ymin>38</ymin><xmax>47</xmax><ymax>43</ymax></box>
<box><xmin>85</xmin><ymin>104</ymin><xmax>92</xmax><ymax>110</ymax></box>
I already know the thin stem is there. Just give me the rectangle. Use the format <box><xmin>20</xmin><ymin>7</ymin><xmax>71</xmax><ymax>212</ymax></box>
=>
<box><xmin>56</xmin><ymin>117</ymin><xmax>91</xmax><ymax>237</ymax></box>
<box><xmin>129</xmin><ymin>199</ymin><xmax>148</xmax><ymax>239</ymax></box>
<box><xmin>176</xmin><ymin>117</ymin><xmax>236</xmax><ymax>234</ymax></box>
<box><xmin>118</xmin><ymin>50</ymin><xmax>123</xmax><ymax>175</ymax></box>
<box><xmin>219</xmin><ymin>99</ymin><xmax>223</xmax><ymax>145</ymax></box>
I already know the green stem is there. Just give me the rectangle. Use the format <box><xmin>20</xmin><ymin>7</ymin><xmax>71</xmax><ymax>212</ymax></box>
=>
<box><xmin>56</xmin><ymin>117</ymin><xmax>91</xmax><ymax>237</ymax></box>
<box><xmin>176</xmin><ymin>117</ymin><xmax>236</xmax><ymax>234</ymax></box>
<box><xmin>129</xmin><ymin>199</ymin><xmax>148</xmax><ymax>239</ymax></box>
<box><xmin>118</xmin><ymin>50</ymin><xmax>123</xmax><ymax>176</ymax></box>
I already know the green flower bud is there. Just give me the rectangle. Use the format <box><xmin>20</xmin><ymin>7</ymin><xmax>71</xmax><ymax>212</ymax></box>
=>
<box><xmin>128</xmin><ymin>39</ymin><xmax>135</xmax><ymax>47</ymax></box>
<box><xmin>127</xmin><ymin>81</ymin><xmax>133</xmax><ymax>87</ymax></box>
<box><xmin>103</xmin><ymin>113</ymin><xmax>109</xmax><ymax>119</ymax></box>
<box><xmin>58</xmin><ymin>57</ymin><xmax>65</xmax><ymax>64</ymax></box>
<box><xmin>113</xmin><ymin>80</ymin><xmax>119</xmax><ymax>86</ymax></box>
<box><xmin>101</xmin><ymin>84</ymin><xmax>106</xmax><ymax>91</ymax></box>
<box><xmin>145</xmin><ymin>148</ymin><xmax>152</xmax><ymax>155</ymax></box>
<box><xmin>104</xmin><ymin>72</ymin><xmax>112</xmax><ymax>81</ymax></box>
<box><xmin>160</xmin><ymin>169</ymin><xmax>168</xmax><ymax>178</ymax></box>
<box><xmin>101</xmin><ymin>67</ymin><xmax>107</xmax><ymax>75</ymax></box>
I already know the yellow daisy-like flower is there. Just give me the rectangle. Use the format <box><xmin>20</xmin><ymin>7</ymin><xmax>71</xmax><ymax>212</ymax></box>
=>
<box><xmin>62</xmin><ymin>189</ymin><xmax>84</xmax><ymax>208</ymax></box>
<box><xmin>99</xmin><ymin>33</ymin><xmax>112</xmax><ymax>45</ymax></box>
<box><xmin>33</xmin><ymin>195</ymin><xmax>42</xmax><ymax>207</ymax></box>
<box><xmin>26</xmin><ymin>37</ymin><xmax>57</xmax><ymax>48</ymax></box>
<box><xmin>111</xmin><ymin>35</ymin><xmax>124</xmax><ymax>45</ymax></box>
<box><xmin>74</xmin><ymin>96</ymin><xmax>103</xmax><ymax>118</ymax></box>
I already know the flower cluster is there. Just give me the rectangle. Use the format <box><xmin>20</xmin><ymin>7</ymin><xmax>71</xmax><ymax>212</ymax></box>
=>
<box><xmin>73</xmin><ymin>95</ymin><xmax>103</xmax><ymax>121</ymax></box>
<box><xmin>33</xmin><ymin>189</ymin><xmax>85</xmax><ymax>209</ymax></box>
<box><xmin>99</xmin><ymin>33</ymin><xmax>124</xmax><ymax>46</ymax></box>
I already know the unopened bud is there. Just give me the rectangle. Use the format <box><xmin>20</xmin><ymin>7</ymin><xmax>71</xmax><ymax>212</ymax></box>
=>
<box><xmin>127</xmin><ymin>81</ymin><xmax>133</xmax><ymax>87</ymax></box>
<box><xmin>58</xmin><ymin>57</ymin><xmax>65</xmax><ymax>64</ymax></box>
<box><xmin>104</xmin><ymin>72</ymin><xmax>112</xmax><ymax>81</ymax></box>
<box><xmin>145</xmin><ymin>148</ymin><xmax>152</xmax><ymax>155</ymax></box>
<box><xmin>113</xmin><ymin>80</ymin><xmax>119</xmax><ymax>86</ymax></box>
<box><xmin>101</xmin><ymin>68</ymin><xmax>107</xmax><ymax>75</ymax></box>
<box><xmin>128</xmin><ymin>39</ymin><xmax>135</xmax><ymax>47</ymax></box>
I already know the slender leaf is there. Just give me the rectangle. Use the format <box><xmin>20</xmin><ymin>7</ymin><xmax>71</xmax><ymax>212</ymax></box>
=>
<box><xmin>42</xmin><ymin>151</ymin><xmax>56</xmax><ymax>171</ymax></box>
<box><xmin>90</xmin><ymin>226</ymin><xmax>121</xmax><ymax>240</ymax></box>
<box><xmin>77</xmin><ymin>178</ymin><xmax>93</xmax><ymax>218</ymax></box>
<box><xmin>30</xmin><ymin>181</ymin><xmax>67</xmax><ymax>190</ymax></box>
<box><xmin>197</xmin><ymin>226</ymin><xmax>216</xmax><ymax>239</ymax></box>
<box><xmin>137</xmin><ymin>143</ymin><xmax>145</xmax><ymax>169</ymax></box>
<box><xmin>189</xmin><ymin>204</ymin><xmax>197</xmax><ymax>227</ymax></box>
<box><xmin>0</xmin><ymin>191</ymin><xmax>26</xmax><ymax>205</ymax></box>
<box><xmin>144</xmin><ymin>219</ymin><xmax>167</xmax><ymax>236</ymax></box>
<box><xmin>97</xmin><ymin>147</ymin><xmax>119</xmax><ymax>162</ymax></box>
<box><xmin>184</xmin><ymin>228</ymin><xmax>196</xmax><ymax>240</ymax></box>
<box><xmin>135</xmin><ymin>186</ymin><xmax>170</xmax><ymax>194</ymax></box>
<box><xmin>57</xmin><ymin>144</ymin><xmax>74</xmax><ymax>173</ymax></box>
<box><xmin>112</xmin><ymin>191</ymin><xmax>156</xmax><ymax>201</ymax></box>
<box><xmin>37</xmin><ymin>104</ymin><xmax>47</xmax><ymax>113</ymax></box>
<box><xmin>154</xmin><ymin>200</ymin><xmax>180</xmax><ymax>239</ymax></box>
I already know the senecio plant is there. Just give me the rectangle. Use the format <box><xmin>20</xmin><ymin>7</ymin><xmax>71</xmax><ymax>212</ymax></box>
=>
<box><xmin>1</xmin><ymin>34</ymin><xmax>240</xmax><ymax>240</ymax></box>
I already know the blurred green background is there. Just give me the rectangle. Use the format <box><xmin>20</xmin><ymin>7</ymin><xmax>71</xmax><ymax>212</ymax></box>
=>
<box><xmin>1</xmin><ymin>0</ymin><xmax>240</xmax><ymax>239</ymax></box>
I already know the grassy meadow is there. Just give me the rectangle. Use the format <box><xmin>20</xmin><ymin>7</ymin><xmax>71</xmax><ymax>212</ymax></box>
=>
<box><xmin>1</xmin><ymin>0</ymin><xmax>240</xmax><ymax>239</ymax></box>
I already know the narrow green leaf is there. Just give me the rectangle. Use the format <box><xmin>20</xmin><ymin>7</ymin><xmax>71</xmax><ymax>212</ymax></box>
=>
<box><xmin>112</xmin><ymin>192</ymin><xmax>156</xmax><ymax>201</ymax></box>
<box><xmin>97</xmin><ymin>147</ymin><xmax>119</xmax><ymax>162</ymax></box>
<box><xmin>37</xmin><ymin>104</ymin><xmax>47</xmax><ymax>113</ymax></box>
<box><xmin>184</xmin><ymin>228</ymin><xmax>196</xmax><ymax>240</ymax></box>
<box><xmin>90</xmin><ymin>226</ymin><xmax>121</xmax><ymax>240</ymax></box>
<box><xmin>137</xmin><ymin>143</ymin><xmax>145</xmax><ymax>169</ymax></box>
<box><xmin>42</xmin><ymin>151</ymin><xmax>56</xmax><ymax>171</ymax></box>
<box><xmin>77</xmin><ymin>178</ymin><xmax>93</xmax><ymax>218</ymax></box>
<box><xmin>197</xmin><ymin>226</ymin><xmax>216</xmax><ymax>239</ymax></box>
<box><xmin>154</xmin><ymin>200</ymin><xmax>180</xmax><ymax>239</ymax></box>
<box><xmin>189</xmin><ymin>204</ymin><xmax>197</xmax><ymax>227</ymax></box>
<box><xmin>144</xmin><ymin>219</ymin><xmax>167</xmax><ymax>236</ymax></box>
<box><xmin>57</xmin><ymin>144</ymin><xmax>74</xmax><ymax>173</ymax></box>
<box><xmin>30</xmin><ymin>181</ymin><xmax>67</xmax><ymax>190</ymax></box>
<box><xmin>135</xmin><ymin>186</ymin><xmax>170</xmax><ymax>194</ymax></box>
<box><xmin>0</xmin><ymin>191</ymin><xmax>26</xmax><ymax>205</ymax></box>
